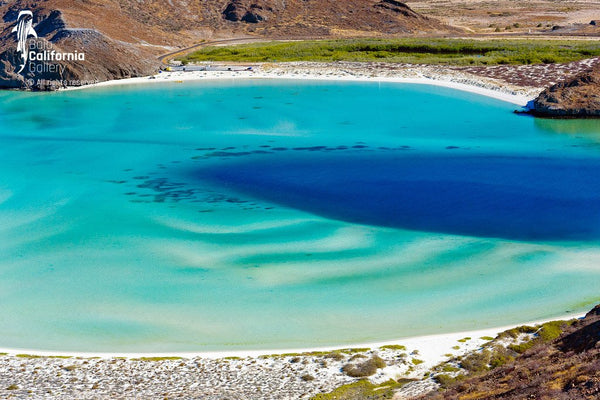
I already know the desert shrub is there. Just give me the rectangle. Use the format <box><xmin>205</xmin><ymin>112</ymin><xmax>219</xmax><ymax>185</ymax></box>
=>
<box><xmin>312</xmin><ymin>379</ymin><xmax>406</xmax><ymax>400</ymax></box>
<box><xmin>509</xmin><ymin>340</ymin><xmax>535</xmax><ymax>354</ymax></box>
<box><xmin>498</xmin><ymin>325</ymin><xmax>537</xmax><ymax>340</ymax></box>
<box><xmin>435</xmin><ymin>374</ymin><xmax>465</xmax><ymax>388</ymax></box>
<box><xmin>301</xmin><ymin>374</ymin><xmax>315</xmax><ymax>381</ymax></box>
<box><xmin>460</xmin><ymin>349</ymin><xmax>491</xmax><ymax>373</ymax></box>
<box><xmin>442</xmin><ymin>365</ymin><xmax>461</xmax><ymax>372</ymax></box>
<box><xmin>538</xmin><ymin>321</ymin><xmax>570</xmax><ymax>342</ymax></box>
<box><xmin>380</xmin><ymin>344</ymin><xmax>406</xmax><ymax>351</ymax></box>
<box><xmin>349</xmin><ymin>354</ymin><xmax>367</xmax><ymax>361</ymax></box>
<box><xmin>489</xmin><ymin>346</ymin><xmax>515</xmax><ymax>368</ymax></box>
<box><xmin>509</xmin><ymin>320</ymin><xmax>572</xmax><ymax>353</ymax></box>
<box><xmin>324</xmin><ymin>352</ymin><xmax>345</xmax><ymax>361</ymax></box>
<box><xmin>342</xmin><ymin>355</ymin><xmax>386</xmax><ymax>377</ymax></box>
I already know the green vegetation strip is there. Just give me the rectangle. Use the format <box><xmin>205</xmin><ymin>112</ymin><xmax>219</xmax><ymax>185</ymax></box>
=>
<box><xmin>179</xmin><ymin>38</ymin><xmax>600</xmax><ymax>66</ymax></box>
<box><xmin>312</xmin><ymin>379</ymin><xmax>412</xmax><ymax>400</ymax></box>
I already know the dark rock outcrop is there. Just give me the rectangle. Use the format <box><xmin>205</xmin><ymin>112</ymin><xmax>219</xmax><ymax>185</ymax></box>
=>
<box><xmin>558</xmin><ymin>305</ymin><xmax>600</xmax><ymax>353</ymax></box>
<box><xmin>34</xmin><ymin>10</ymin><xmax>65</xmax><ymax>37</ymax></box>
<box><xmin>530</xmin><ymin>65</ymin><xmax>600</xmax><ymax>118</ymax></box>
<box><xmin>374</xmin><ymin>0</ymin><xmax>424</xmax><ymax>19</ymax></box>
<box><xmin>223</xmin><ymin>0</ymin><xmax>275</xmax><ymax>23</ymax></box>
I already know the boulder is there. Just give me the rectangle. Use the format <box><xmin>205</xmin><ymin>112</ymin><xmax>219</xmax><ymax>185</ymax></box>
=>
<box><xmin>223</xmin><ymin>0</ymin><xmax>273</xmax><ymax>23</ymax></box>
<box><xmin>529</xmin><ymin>65</ymin><xmax>600</xmax><ymax>118</ymax></box>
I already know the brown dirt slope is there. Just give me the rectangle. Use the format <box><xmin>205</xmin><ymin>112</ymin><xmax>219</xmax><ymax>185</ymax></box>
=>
<box><xmin>0</xmin><ymin>0</ymin><xmax>452</xmax><ymax>89</ymax></box>
<box><xmin>532</xmin><ymin>65</ymin><xmax>600</xmax><ymax>117</ymax></box>
<box><xmin>422</xmin><ymin>305</ymin><xmax>600</xmax><ymax>400</ymax></box>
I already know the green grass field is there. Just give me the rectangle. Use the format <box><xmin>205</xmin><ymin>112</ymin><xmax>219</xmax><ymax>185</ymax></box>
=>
<box><xmin>179</xmin><ymin>38</ymin><xmax>600</xmax><ymax>66</ymax></box>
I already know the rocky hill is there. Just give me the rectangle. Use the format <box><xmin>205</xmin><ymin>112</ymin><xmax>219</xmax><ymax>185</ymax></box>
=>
<box><xmin>0</xmin><ymin>0</ymin><xmax>451</xmax><ymax>89</ymax></box>
<box><xmin>421</xmin><ymin>305</ymin><xmax>600</xmax><ymax>399</ymax></box>
<box><xmin>530</xmin><ymin>65</ymin><xmax>600</xmax><ymax>118</ymax></box>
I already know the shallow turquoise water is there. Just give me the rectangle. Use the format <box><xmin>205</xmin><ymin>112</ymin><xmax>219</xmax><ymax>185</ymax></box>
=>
<box><xmin>1</xmin><ymin>79</ymin><xmax>600</xmax><ymax>352</ymax></box>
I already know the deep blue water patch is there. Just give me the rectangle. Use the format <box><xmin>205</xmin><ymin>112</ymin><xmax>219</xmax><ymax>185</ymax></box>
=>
<box><xmin>198</xmin><ymin>153</ymin><xmax>600</xmax><ymax>241</ymax></box>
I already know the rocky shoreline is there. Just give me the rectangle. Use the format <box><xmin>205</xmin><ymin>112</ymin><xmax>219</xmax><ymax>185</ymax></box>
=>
<box><xmin>529</xmin><ymin>64</ymin><xmax>600</xmax><ymax>118</ymax></box>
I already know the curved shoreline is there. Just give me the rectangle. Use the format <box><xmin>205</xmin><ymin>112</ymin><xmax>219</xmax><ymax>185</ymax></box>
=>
<box><xmin>65</xmin><ymin>63</ymin><xmax>538</xmax><ymax>107</ymax></box>
<box><xmin>0</xmin><ymin>311</ymin><xmax>585</xmax><ymax>360</ymax></box>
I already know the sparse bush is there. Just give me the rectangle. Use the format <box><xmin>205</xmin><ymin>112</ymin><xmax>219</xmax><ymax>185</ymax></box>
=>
<box><xmin>442</xmin><ymin>365</ymin><xmax>460</xmax><ymax>372</ymax></box>
<box><xmin>6</xmin><ymin>384</ymin><xmax>18</xmax><ymax>390</ymax></box>
<box><xmin>489</xmin><ymin>346</ymin><xmax>515</xmax><ymax>368</ymax></box>
<box><xmin>349</xmin><ymin>354</ymin><xmax>367</xmax><ymax>361</ymax></box>
<box><xmin>300</xmin><ymin>373</ymin><xmax>315</xmax><ymax>381</ymax></box>
<box><xmin>342</xmin><ymin>355</ymin><xmax>386</xmax><ymax>378</ymax></box>
<box><xmin>324</xmin><ymin>352</ymin><xmax>345</xmax><ymax>361</ymax></box>
<box><xmin>460</xmin><ymin>349</ymin><xmax>491</xmax><ymax>373</ymax></box>
<box><xmin>498</xmin><ymin>325</ymin><xmax>537</xmax><ymax>340</ymax></box>
<box><xmin>509</xmin><ymin>320</ymin><xmax>572</xmax><ymax>354</ymax></box>
<box><xmin>435</xmin><ymin>373</ymin><xmax>465</xmax><ymax>388</ymax></box>
<box><xmin>538</xmin><ymin>321</ymin><xmax>570</xmax><ymax>342</ymax></box>
<box><xmin>312</xmin><ymin>379</ymin><xmax>406</xmax><ymax>400</ymax></box>
<box><xmin>380</xmin><ymin>344</ymin><xmax>406</xmax><ymax>351</ymax></box>
<box><xmin>509</xmin><ymin>340</ymin><xmax>535</xmax><ymax>354</ymax></box>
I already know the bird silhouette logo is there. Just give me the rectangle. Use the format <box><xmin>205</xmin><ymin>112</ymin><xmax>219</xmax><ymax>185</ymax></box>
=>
<box><xmin>12</xmin><ymin>10</ymin><xmax>37</xmax><ymax>74</ymax></box>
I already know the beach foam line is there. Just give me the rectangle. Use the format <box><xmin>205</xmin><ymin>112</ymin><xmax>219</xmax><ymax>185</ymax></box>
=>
<box><xmin>0</xmin><ymin>311</ymin><xmax>585</xmax><ymax>363</ymax></box>
<box><xmin>64</xmin><ymin>68</ymin><xmax>533</xmax><ymax>106</ymax></box>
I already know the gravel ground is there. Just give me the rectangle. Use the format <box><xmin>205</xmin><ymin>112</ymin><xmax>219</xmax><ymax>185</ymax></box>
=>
<box><xmin>0</xmin><ymin>348</ymin><xmax>418</xmax><ymax>400</ymax></box>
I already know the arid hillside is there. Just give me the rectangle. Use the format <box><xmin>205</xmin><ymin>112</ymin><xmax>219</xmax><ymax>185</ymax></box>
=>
<box><xmin>406</xmin><ymin>0</ymin><xmax>600</xmax><ymax>35</ymax></box>
<box><xmin>421</xmin><ymin>305</ymin><xmax>600</xmax><ymax>399</ymax></box>
<box><xmin>0</xmin><ymin>0</ymin><xmax>453</xmax><ymax>89</ymax></box>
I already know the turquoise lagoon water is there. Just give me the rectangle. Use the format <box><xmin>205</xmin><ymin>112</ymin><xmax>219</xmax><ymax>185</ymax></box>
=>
<box><xmin>1</xmin><ymin>79</ymin><xmax>600</xmax><ymax>352</ymax></box>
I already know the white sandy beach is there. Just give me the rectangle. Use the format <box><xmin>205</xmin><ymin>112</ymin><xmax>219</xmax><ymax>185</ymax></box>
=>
<box><xmin>0</xmin><ymin>311</ymin><xmax>584</xmax><ymax>360</ymax></box>
<box><xmin>0</xmin><ymin>312</ymin><xmax>586</xmax><ymax>399</ymax></box>
<box><xmin>67</xmin><ymin>61</ymin><xmax>540</xmax><ymax>106</ymax></box>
